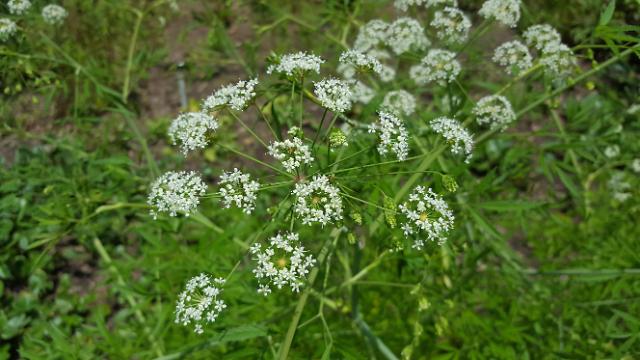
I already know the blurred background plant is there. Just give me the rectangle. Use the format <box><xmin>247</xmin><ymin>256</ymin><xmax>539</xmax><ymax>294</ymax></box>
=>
<box><xmin>1</xmin><ymin>0</ymin><xmax>639</xmax><ymax>359</ymax></box>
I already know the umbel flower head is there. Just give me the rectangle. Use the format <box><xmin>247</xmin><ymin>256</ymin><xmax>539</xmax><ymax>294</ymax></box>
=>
<box><xmin>381</xmin><ymin>90</ymin><xmax>416</xmax><ymax>117</ymax></box>
<box><xmin>218</xmin><ymin>168</ymin><xmax>260</xmax><ymax>214</ymax></box>
<box><xmin>292</xmin><ymin>175</ymin><xmax>343</xmax><ymax>226</ymax></box>
<box><xmin>410</xmin><ymin>49</ymin><xmax>461</xmax><ymax>85</ymax></box>
<box><xmin>472</xmin><ymin>95</ymin><xmax>516</xmax><ymax>130</ymax></box>
<box><xmin>250</xmin><ymin>232</ymin><xmax>316</xmax><ymax>295</ymax></box>
<box><xmin>338</xmin><ymin>49</ymin><xmax>383</xmax><ymax>77</ymax></box>
<box><xmin>399</xmin><ymin>186</ymin><xmax>455</xmax><ymax>249</ymax></box>
<box><xmin>267</xmin><ymin>137</ymin><xmax>314</xmax><ymax>173</ymax></box>
<box><xmin>203</xmin><ymin>78</ymin><xmax>258</xmax><ymax>112</ymax></box>
<box><xmin>540</xmin><ymin>43</ymin><xmax>576</xmax><ymax>78</ymax></box>
<box><xmin>266</xmin><ymin>51</ymin><xmax>324</xmax><ymax>77</ymax></box>
<box><xmin>523</xmin><ymin>24</ymin><xmax>562</xmax><ymax>52</ymax></box>
<box><xmin>348</xmin><ymin>80</ymin><xmax>376</xmax><ymax>104</ymax></box>
<box><xmin>369</xmin><ymin>111</ymin><xmax>410</xmax><ymax>161</ymax></box>
<box><xmin>394</xmin><ymin>0</ymin><xmax>458</xmax><ymax>11</ymax></box>
<box><xmin>354</xmin><ymin>19</ymin><xmax>389</xmax><ymax>52</ymax></box>
<box><xmin>493</xmin><ymin>40</ymin><xmax>532</xmax><ymax>75</ymax></box>
<box><xmin>0</xmin><ymin>19</ymin><xmax>17</xmax><ymax>42</ymax></box>
<box><xmin>313</xmin><ymin>78</ymin><xmax>352</xmax><ymax>113</ymax></box>
<box><xmin>479</xmin><ymin>0</ymin><xmax>521</xmax><ymax>28</ymax></box>
<box><xmin>168</xmin><ymin>112</ymin><xmax>219</xmax><ymax>155</ymax></box>
<box><xmin>42</xmin><ymin>4</ymin><xmax>68</xmax><ymax>25</ymax></box>
<box><xmin>175</xmin><ymin>273</ymin><xmax>227</xmax><ymax>334</ymax></box>
<box><xmin>430</xmin><ymin>117</ymin><xmax>474</xmax><ymax>163</ymax></box>
<box><xmin>385</xmin><ymin>17</ymin><xmax>430</xmax><ymax>55</ymax></box>
<box><xmin>8</xmin><ymin>0</ymin><xmax>31</xmax><ymax>15</ymax></box>
<box><xmin>148</xmin><ymin>171</ymin><xmax>207</xmax><ymax>219</ymax></box>
<box><xmin>430</xmin><ymin>7</ymin><xmax>472</xmax><ymax>44</ymax></box>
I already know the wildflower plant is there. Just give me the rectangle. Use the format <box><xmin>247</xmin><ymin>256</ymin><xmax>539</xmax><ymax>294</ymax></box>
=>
<box><xmin>137</xmin><ymin>0</ymin><xmax>640</xmax><ymax>356</ymax></box>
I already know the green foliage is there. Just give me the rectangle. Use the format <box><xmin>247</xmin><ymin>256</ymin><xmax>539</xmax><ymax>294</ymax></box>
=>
<box><xmin>1</xmin><ymin>0</ymin><xmax>640</xmax><ymax>359</ymax></box>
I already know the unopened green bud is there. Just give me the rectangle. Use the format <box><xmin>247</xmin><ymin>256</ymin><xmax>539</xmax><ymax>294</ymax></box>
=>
<box><xmin>329</xmin><ymin>129</ymin><xmax>348</xmax><ymax>148</ymax></box>
<box><xmin>442</xmin><ymin>174</ymin><xmax>458</xmax><ymax>193</ymax></box>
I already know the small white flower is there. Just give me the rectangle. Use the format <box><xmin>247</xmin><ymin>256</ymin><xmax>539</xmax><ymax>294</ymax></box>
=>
<box><xmin>399</xmin><ymin>185</ymin><xmax>454</xmax><ymax>248</ymax></box>
<box><xmin>472</xmin><ymin>95</ymin><xmax>516</xmax><ymax>130</ymax></box>
<box><xmin>313</xmin><ymin>78</ymin><xmax>352</xmax><ymax>113</ymax></box>
<box><xmin>604</xmin><ymin>145</ymin><xmax>620</xmax><ymax>159</ymax></box>
<box><xmin>381</xmin><ymin>90</ymin><xmax>416</xmax><ymax>117</ymax></box>
<box><xmin>0</xmin><ymin>19</ymin><xmax>17</xmax><ymax>42</ymax></box>
<box><xmin>268</xmin><ymin>137</ymin><xmax>314</xmax><ymax>173</ymax></box>
<box><xmin>523</xmin><ymin>24</ymin><xmax>562</xmax><ymax>51</ymax></box>
<box><xmin>378</xmin><ymin>64</ymin><xmax>397</xmax><ymax>83</ymax></box>
<box><xmin>203</xmin><ymin>78</ymin><xmax>258</xmax><ymax>112</ymax></box>
<box><xmin>431</xmin><ymin>7</ymin><xmax>471</xmax><ymax>44</ymax></box>
<box><xmin>42</xmin><ymin>4</ymin><xmax>68</xmax><ymax>25</ymax></box>
<box><xmin>168</xmin><ymin>112</ymin><xmax>219</xmax><ymax>155</ymax></box>
<box><xmin>354</xmin><ymin>19</ymin><xmax>389</xmax><ymax>52</ymax></box>
<box><xmin>479</xmin><ymin>0</ymin><xmax>521</xmax><ymax>28</ymax></box>
<box><xmin>292</xmin><ymin>175</ymin><xmax>343</xmax><ymax>226</ymax></box>
<box><xmin>369</xmin><ymin>111</ymin><xmax>410</xmax><ymax>160</ymax></box>
<box><xmin>250</xmin><ymin>232</ymin><xmax>316</xmax><ymax>295</ymax></box>
<box><xmin>631</xmin><ymin>159</ymin><xmax>640</xmax><ymax>173</ymax></box>
<box><xmin>175</xmin><ymin>273</ymin><xmax>227</xmax><ymax>334</ymax></box>
<box><xmin>493</xmin><ymin>40</ymin><xmax>532</xmax><ymax>75</ymax></box>
<box><xmin>339</xmin><ymin>49</ymin><xmax>383</xmax><ymax>77</ymax></box>
<box><xmin>348</xmin><ymin>80</ymin><xmax>376</xmax><ymax>104</ymax></box>
<box><xmin>148</xmin><ymin>171</ymin><xmax>207</xmax><ymax>219</ymax></box>
<box><xmin>385</xmin><ymin>17</ymin><xmax>430</xmax><ymax>55</ymax></box>
<box><xmin>267</xmin><ymin>52</ymin><xmax>324</xmax><ymax>77</ymax></box>
<box><xmin>410</xmin><ymin>49</ymin><xmax>460</xmax><ymax>85</ymax></box>
<box><xmin>430</xmin><ymin>117</ymin><xmax>474</xmax><ymax>163</ymax></box>
<box><xmin>539</xmin><ymin>43</ymin><xmax>576</xmax><ymax>78</ymax></box>
<box><xmin>218</xmin><ymin>168</ymin><xmax>260</xmax><ymax>214</ymax></box>
<box><xmin>8</xmin><ymin>0</ymin><xmax>31</xmax><ymax>15</ymax></box>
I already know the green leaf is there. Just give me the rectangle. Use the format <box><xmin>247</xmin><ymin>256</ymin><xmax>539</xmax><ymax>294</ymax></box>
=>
<box><xmin>599</xmin><ymin>0</ymin><xmax>616</xmax><ymax>26</ymax></box>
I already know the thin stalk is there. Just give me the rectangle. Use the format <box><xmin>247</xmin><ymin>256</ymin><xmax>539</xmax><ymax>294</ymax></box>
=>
<box><xmin>228</xmin><ymin>110</ymin><xmax>269</xmax><ymax>149</ymax></box>
<box><xmin>254</xmin><ymin>102</ymin><xmax>279</xmax><ymax>140</ymax></box>
<box><xmin>122</xmin><ymin>9</ymin><xmax>144</xmax><ymax>103</ymax></box>
<box><xmin>277</xmin><ymin>230</ymin><xmax>340</xmax><ymax>360</ymax></box>
<box><xmin>549</xmin><ymin>108</ymin><xmax>584</xmax><ymax>178</ymax></box>
<box><xmin>220</xmin><ymin>145</ymin><xmax>293</xmax><ymax>178</ymax></box>
<box><xmin>312</xmin><ymin>108</ymin><xmax>329</xmax><ymax>149</ymax></box>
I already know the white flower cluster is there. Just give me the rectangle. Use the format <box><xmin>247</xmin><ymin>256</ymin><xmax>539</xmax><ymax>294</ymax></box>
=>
<box><xmin>632</xmin><ymin>159</ymin><xmax>640</xmax><ymax>173</ymax></box>
<box><xmin>354</xmin><ymin>19</ymin><xmax>389</xmax><ymax>52</ymax></box>
<box><xmin>479</xmin><ymin>0</ymin><xmax>521</xmax><ymax>28</ymax></box>
<box><xmin>431</xmin><ymin>7</ymin><xmax>471</xmax><ymax>44</ymax></box>
<box><xmin>493</xmin><ymin>40</ymin><xmax>532</xmax><ymax>75</ymax></box>
<box><xmin>267</xmin><ymin>51</ymin><xmax>324</xmax><ymax>77</ymax></box>
<box><xmin>385</xmin><ymin>18</ymin><xmax>430</xmax><ymax>55</ymax></box>
<box><xmin>339</xmin><ymin>49</ymin><xmax>383</xmax><ymax>76</ymax></box>
<box><xmin>604</xmin><ymin>145</ymin><xmax>620</xmax><ymax>159</ymax></box>
<box><xmin>268</xmin><ymin>137</ymin><xmax>314</xmax><ymax>173</ymax></box>
<box><xmin>523</xmin><ymin>24</ymin><xmax>562</xmax><ymax>52</ymax></box>
<box><xmin>8</xmin><ymin>0</ymin><xmax>31</xmax><ymax>15</ymax></box>
<box><xmin>168</xmin><ymin>112</ymin><xmax>219</xmax><ymax>155</ymax></box>
<box><xmin>250</xmin><ymin>232</ymin><xmax>316</xmax><ymax>295</ymax></box>
<box><xmin>175</xmin><ymin>273</ymin><xmax>227</xmax><ymax>334</ymax></box>
<box><xmin>472</xmin><ymin>95</ymin><xmax>516</xmax><ymax>130</ymax></box>
<box><xmin>313</xmin><ymin>78</ymin><xmax>352</xmax><ymax>113</ymax></box>
<box><xmin>369</xmin><ymin>111</ymin><xmax>410</xmax><ymax>161</ymax></box>
<box><xmin>410</xmin><ymin>49</ymin><xmax>461</xmax><ymax>85</ymax></box>
<box><xmin>42</xmin><ymin>4</ymin><xmax>68</xmax><ymax>25</ymax></box>
<box><xmin>539</xmin><ymin>42</ymin><xmax>576</xmax><ymax>78</ymax></box>
<box><xmin>430</xmin><ymin>117</ymin><xmax>474</xmax><ymax>163</ymax></box>
<box><xmin>348</xmin><ymin>80</ymin><xmax>376</xmax><ymax>104</ymax></box>
<box><xmin>0</xmin><ymin>19</ymin><xmax>17</xmax><ymax>42</ymax></box>
<box><xmin>148</xmin><ymin>171</ymin><xmax>207</xmax><ymax>219</ymax></box>
<box><xmin>381</xmin><ymin>90</ymin><xmax>416</xmax><ymax>117</ymax></box>
<box><xmin>292</xmin><ymin>175</ymin><xmax>343</xmax><ymax>226</ymax></box>
<box><xmin>522</xmin><ymin>24</ymin><xmax>576</xmax><ymax>78</ymax></box>
<box><xmin>219</xmin><ymin>168</ymin><xmax>260</xmax><ymax>214</ymax></box>
<box><xmin>399</xmin><ymin>185</ymin><xmax>455</xmax><ymax>248</ymax></box>
<box><xmin>394</xmin><ymin>0</ymin><xmax>457</xmax><ymax>11</ymax></box>
<box><xmin>203</xmin><ymin>78</ymin><xmax>258</xmax><ymax>112</ymax></box>
<box><xmin>608</xmin><ymin>172</ymin><xmax>632</xmax><ymax>203</ymax></box>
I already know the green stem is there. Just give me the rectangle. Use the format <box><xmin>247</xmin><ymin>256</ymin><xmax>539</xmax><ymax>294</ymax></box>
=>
<box><xmin>122</xmin><ymin>9</ymin><xmax>144</xmax><ymax>103</ymax></box>
<box><xmin>220</xmin><ymin>145</ymin><xmax>293</xmax><ymax>178</ymax></box>
<box><xmin>228</xmin><ymin>110</ymin><xmax>269</xmax><ymax>148</ymax></box>
<box><xmin>277</xmin><ymin>230</ymin><xmax>340</xmax><ymax>360</ymax></box>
